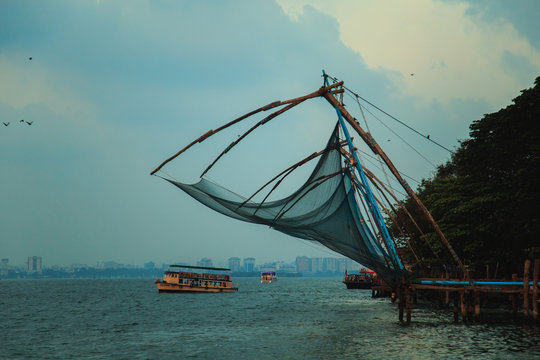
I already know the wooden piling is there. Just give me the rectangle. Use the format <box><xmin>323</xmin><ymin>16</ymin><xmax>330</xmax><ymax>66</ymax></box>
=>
<box><xmin>398</xmin><ymin>288</ymin><xmax>404</xmax><ymax>322</ymax></box>
<box><xmin>467</xmin><ymin>291</ymin><xmax>473</xmax><ymax>322</ymax></box>
<box><xmin>460</xmin><ymin>290</ymin><xmax>467</xmax><ymax>322</ymax></box>
<box><xmin>533</xmin><ymin>259</ymin><xmax>539</xmax><ymax>321</ymax></box>
<box><xmin>524</xmin><ymin>260</ymin><xmax>531</xmax><ymax>320</ymax></box>
<box><xmin>406</xmin><ymin>287</ymin><xmax>412</xmax><ymax>324</ymax></box>
<box><xmin>445</xmin><ymin>271</ymin><xmax>450</xmax><ymax>306</ymax></box>
<box><xmin>474</xmin><ymin>290</ymin><xmax>480</xmax><ymax>320</ymax></box>
<box><xmin>453</xmin><ymin>291</ymin><xmax>459</xmax><ymax>322</ymax></box>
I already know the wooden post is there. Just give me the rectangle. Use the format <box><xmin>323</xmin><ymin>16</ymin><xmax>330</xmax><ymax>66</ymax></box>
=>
<box><xmin>512</xmin><ymin>273</ymin><xmax>518</xmax><ymax>319</ymax></box>
<box><xmin>406</xmin><ymin>287</ymin><xmax>412</xmax><ymax>324</ymax></box>
<box><xmin>398</xmin><ymin>288</ymin><xmax>404</xmax><ymax>322</ymax></box>
<box><xmin>474</xmin><ymin>291</ymin><xmax>480</xmax><ymax>320</ymax></box>
<box><xmin>533</xmin><ymin>259</ymin><xmax>539</xmax><ymax>321</ymax></box>
<box><xmin>453</xmin><ymin>291</ymin><xmax>459</xmax><ymax>322</ymax></box>
<box><xmin>460</xmin><ymin>290</ymin><xmax>467</xmax><ymax>323</ymax></box>
<box><xmin>467</xmin><ymin>291</ymin><xmax>473</xmax><ymax>322</ymax></box>
<box><xmin>524</xmin><ymin>260</ymin><xmax>531</xmax><ymax>320</ymax></box>
<box><xmin>445</xmin><ymin>271</ymin><xmax>450</xmax><ymax>306</ymax></box>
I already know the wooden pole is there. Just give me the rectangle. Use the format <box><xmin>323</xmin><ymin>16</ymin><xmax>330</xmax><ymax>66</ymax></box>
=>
<box><xmin>150</xmin><ymin>82</ymin><xmax>343</xmax><ymax>175</ymax></box>
<box><xmin>533</xmin><ymin>259</ymin><xmax>539</xmax><ymax>321</ymax></box>
<box><xmin>523</xmin><ymin>259</ymin><xmax>531</xmax><ymax>320</ymax></box>
<box><xmin>467</xmin><ymin>291</ymin><xmax>473</xmax><ymax>322</ymax></box>
<box><xmin>460</xmin><ymin>290</ymin><xmax>467</xmax><ymax>323</ymax></box>
<box><xmin>445</xmin><ymin>271</ymin><xmax>450</xmax><ymax>306</ymax></box>
<box><xmin>399</xmin><ymin>288</ymin><xmax>404</xmax><ymax>322</ymax></box>
<box><xmin>512</xmin><ymin>273</ymin><xmax>518</xmax><ymax>319</ymax></box>
<box><xmin>406</xmin><ymin>286</ymin><xmax>412</xmax><ymax>324</ymax></box>
<box><xmin>474</xmin><ymin>291</ymin><xmax>480</xmax><ymax>320</ymax></box>
<box><xmin>322</xmin><ymin>91</ymin><xmax>466</xmax><ymax>274</ymax></box>
<box><xmin>453</xmin><ymin>291</ymin><xmax>459</xmax><ymax>322</ymax></box>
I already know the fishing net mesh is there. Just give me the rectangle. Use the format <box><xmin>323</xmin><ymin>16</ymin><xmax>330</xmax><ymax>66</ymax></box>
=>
<box><xmin>164</xmin><ymin>124</ymin><xmax>403</xmax><ymax>283</ymax></box>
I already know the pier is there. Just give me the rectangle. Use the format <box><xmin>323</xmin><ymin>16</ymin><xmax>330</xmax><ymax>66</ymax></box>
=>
<box><xmin>392</xmin><ymin>259</ymin><xmax>540</xmax><ymax>324</ymax></box>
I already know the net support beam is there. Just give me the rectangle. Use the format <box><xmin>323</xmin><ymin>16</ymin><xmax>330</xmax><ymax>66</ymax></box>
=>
<box><xmin>321</xmin><ymin>74</ymin><xmax>465</xmax><ymax>274</ymax></box>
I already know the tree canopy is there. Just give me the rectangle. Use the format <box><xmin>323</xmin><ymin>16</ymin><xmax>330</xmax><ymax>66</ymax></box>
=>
<box><xmin>390</xmin><ymin>77</ymin><xmax>540</xmax><ymax>277</ymax></box>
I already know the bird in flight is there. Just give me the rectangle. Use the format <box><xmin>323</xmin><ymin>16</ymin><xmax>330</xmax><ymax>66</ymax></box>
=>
<box><xmin>3</xmin><ymin>122</ymin><xmax>9</xmax><ymax>126</ymax></box>
<box><xmin>20</xmin><ymin>119</ymin><xmax>25</xmax><ymax>123</ymax></box>
<box><xmin>26</xmin><ymin>121</ymin><xmax>33</xmax><ymax>125</ymax></box>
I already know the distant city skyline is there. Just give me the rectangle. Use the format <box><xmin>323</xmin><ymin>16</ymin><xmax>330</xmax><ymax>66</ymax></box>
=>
<box><xmin>0</xmin><ymin>254</ymin><xmax>361</xmax><ymax>274</ymax></box>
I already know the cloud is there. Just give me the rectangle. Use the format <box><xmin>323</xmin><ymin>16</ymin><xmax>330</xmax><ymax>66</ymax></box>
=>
<box><xmin>0</xmin><ymin>54</ymin><xmax>93</xmax><ymax>119</ymax></box>
<box><xmin>276</xmin><ymin>0</ymin><xmax>540</xmax><ymax>108</ymax></box>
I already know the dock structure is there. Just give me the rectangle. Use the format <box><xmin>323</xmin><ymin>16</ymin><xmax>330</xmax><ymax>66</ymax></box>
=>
<box><xmin>390</xmin><ymin>259</ymin><xmax>540</xmax><ymax>324</ymax></box>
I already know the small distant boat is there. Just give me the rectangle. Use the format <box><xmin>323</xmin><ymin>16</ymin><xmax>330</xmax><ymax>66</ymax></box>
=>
<box><xmin>155</xmin><ymin>265</ymin><xmax>238</xmax><ymax>293</ymax></box>
<box><xmin>343</xmin><ymin>268</ymin><xmax>378</xmax><ymax>289</ymax></box>
<box><xmin>260</xmin><ymin>271</ymin><xmax>278</xmax><ymax>283</ymax></box>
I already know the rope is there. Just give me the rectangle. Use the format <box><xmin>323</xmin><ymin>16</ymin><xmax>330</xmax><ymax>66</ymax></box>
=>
<box><xmin>325</xmin><ymin>73</ymin><xmax>454</xmax><ymax>154</ymax></box>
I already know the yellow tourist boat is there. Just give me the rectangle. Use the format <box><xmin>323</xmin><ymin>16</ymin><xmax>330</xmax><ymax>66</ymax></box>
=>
<box><xmin>155</xmin><ymin>265</ymin><xmax>238</xmax><ymax>293</ymax></box>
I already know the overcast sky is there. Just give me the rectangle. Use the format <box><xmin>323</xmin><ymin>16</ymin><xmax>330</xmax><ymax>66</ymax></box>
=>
<box><xmin>1</xmin><ymin>0</ymin><xmax>539</xmax><ymax>268</ymax></box>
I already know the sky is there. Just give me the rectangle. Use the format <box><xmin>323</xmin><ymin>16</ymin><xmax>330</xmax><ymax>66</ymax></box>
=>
<box><xmin>1</xmin><ymin>0</ymin><xmax>539</xmax><ymax>268</ymax></box>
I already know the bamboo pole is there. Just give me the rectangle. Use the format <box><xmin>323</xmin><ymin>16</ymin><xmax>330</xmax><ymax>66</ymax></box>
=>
<box><xmin>150</xmin><ymin>82</ymin><xmax>343</xmax><ymax>175</ymax></box>
<box><xmin>533</xmin><ymin>259</ymin><xmax>539</xmax><ymax>321</ymax></box>
<box><xmin>523</xmin><ymin>259</ymin><xmax>531</xmax><ymax>320</ymax></box>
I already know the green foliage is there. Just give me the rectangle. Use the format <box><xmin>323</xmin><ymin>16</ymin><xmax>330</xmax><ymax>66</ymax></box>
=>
<box><xmin>391</xmin><ymin>77</ymin><xmax>540</xmax><ymax>277</ymax></box>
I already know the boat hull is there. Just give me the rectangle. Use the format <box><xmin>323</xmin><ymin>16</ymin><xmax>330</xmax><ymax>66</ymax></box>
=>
<box><xmin>155</xmin><ymin>280</ymin><xmax>238</xmax><ymax>293</ymax></box>
<box><xmin>343</xmin><ymin>281</ymin><xmax>372</xmax><ymax>289</ymax></box>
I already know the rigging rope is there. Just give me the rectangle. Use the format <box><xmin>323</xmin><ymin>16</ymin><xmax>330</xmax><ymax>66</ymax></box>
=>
<box><xmin>325</xmin><ymin>74</ymin><xmax>454</xmax><ymax>154</ymax></box>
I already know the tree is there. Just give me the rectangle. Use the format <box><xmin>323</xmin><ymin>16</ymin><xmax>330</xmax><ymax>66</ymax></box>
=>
<box><xmin>390</xmin><ymin>77</ymin><xmax>540</xmax><ymax>277</ymax></box>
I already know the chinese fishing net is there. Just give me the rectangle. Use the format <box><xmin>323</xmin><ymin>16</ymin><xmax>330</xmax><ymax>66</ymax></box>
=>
<box><xmin>162</xmin><ymin>123</ymin><xmax>404</xmax><ymax>283</ymax></box>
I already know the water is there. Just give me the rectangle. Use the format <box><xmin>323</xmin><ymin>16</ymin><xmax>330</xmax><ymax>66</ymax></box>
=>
<box><xmin>1</xmin><ymin>278</ymin><xmax>539</xmax><ymax>359</ymax></box>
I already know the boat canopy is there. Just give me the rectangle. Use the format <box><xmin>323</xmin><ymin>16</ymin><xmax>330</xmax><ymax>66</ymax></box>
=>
<box><xmin>169</xmin><ymin>264</ymin><xmax>231</xmax><ymax>272</ymax></box>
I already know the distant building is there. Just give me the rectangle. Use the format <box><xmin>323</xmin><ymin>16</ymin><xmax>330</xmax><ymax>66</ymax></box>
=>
<box><xmin>144</xmin><ymin>261</ymin><xmax>156</xmax><ymax>269</ymax></box>
<box><xmin>310</xmin><ymin>258</ymin><xmax>324</xmax><ymax>273</ymax></box>
<box><xmin>323</xmin><ymin>257</ymin><xmax>338</xmax><ymax>272</ymax></box>
<box><xmin>198</xmin><ymin>258</ymin><xmax>213</xmax><ymax>268</ymax></box>
<box><xmin>243</xmin><ymin>257</ymin><xmax>255</xmax><ymax>272</ymax></box>
<box><xmin>228</xmin><ymin>257</ymin><xmax>241</xmax><ymax>272</ymax></box>
<box><xmin>338</xmin><ymin>258</ymin><xmax>348</xmax><ymax>273</ymax></box>
<box><xmin>27</xmin><ymin>256</ymin><xmax>42</xmax><ymax>274</ymax></box>
<box><xmin>295</xmin><ymin>256</ymin><xmax>310</xmax><ymax>274</ymax></box>
<box><xmin>1</xmin><ymin>258</ymin><xmax>8</xmax><ymax>276</ymax></box>
<box><xmin>340</xmin><ymin>258</ymin><xmax>360</xmax><ymax>272</ymax></box>
<box><xmin>98</xmin><ymin>261</ymin><xmax>120</xmax><ymax>269</ymax></box>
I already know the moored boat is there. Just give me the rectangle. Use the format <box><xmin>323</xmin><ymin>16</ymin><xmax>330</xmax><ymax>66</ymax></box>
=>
<box><xmin>260</xmin><ymin>271</ymin><xmax>278</xmax><ymax>283</ymax></box>
<box><xmin>155</xmin><ymin>265</ymin><xmax>238</xmax><ymax>293</ymax></box>
<box><xmin>343</xmin><ymin>268</ymin><xmax>379</xmax><ymax>289</ymax></box>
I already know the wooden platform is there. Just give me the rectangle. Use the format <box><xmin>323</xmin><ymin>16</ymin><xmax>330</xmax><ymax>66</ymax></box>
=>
<box><xmin>392</xmin><ymin>259</ymin><xmax>540</xmax><ymax>324</ymax></box>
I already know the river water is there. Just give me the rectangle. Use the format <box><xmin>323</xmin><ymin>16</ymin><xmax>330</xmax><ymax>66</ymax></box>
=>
<box><xmin>1</xmin><ymin>277</ymin><xmax>539</xmax><ymax>359</ymax></box>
